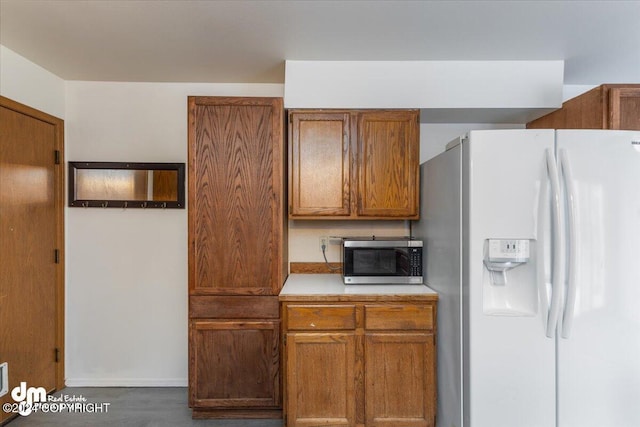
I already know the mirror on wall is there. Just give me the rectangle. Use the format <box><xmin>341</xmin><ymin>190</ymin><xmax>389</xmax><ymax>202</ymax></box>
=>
<box><xmin>68</xmin><ymin>162</ymin><xmax>185</xmax><ymax>208</ymax></box>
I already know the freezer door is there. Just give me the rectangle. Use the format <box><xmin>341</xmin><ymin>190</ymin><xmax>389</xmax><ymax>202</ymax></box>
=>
<box><xmin>413</xmin><ymin>144</ymin><xmax>463</xmax><ymax>427</ymax></box>
<box><xmin>465</xmin><ymin>129</ymin><xmax>556</xmax><ymax>427</ymax></box>
<box><xmin>556</xmin><ymin>130</ymin><xmax>640</xmax><ymax>427</ymax></box>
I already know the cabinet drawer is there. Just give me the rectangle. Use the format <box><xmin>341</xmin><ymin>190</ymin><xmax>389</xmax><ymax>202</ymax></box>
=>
<box><xmin>365</xmin><ymin>304</ymin><xmax>433</xmax><ymax>331</ymax></box>
<box><xmin>286</xmin><ymin>305</ymin><xmax>356</xmax><ymax>330</ymax></box>
<box><xmin>190</xmin><ymin>296</ymin><xmax>279</xmax><ymax>319</ymax></box>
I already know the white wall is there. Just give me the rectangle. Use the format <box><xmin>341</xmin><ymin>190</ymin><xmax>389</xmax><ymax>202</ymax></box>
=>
<box><xmin>65</xmin><ymin>81</ymin><xmax>283</xmax><ymax>386</ymax></box>
<box><xmin>0</xmin><ymin>45</ymin><xmax>65</xmax><ymax>118</ymax></box>
<box><xmin>284</xmin><ymin>60</ymin><xmax>564</xmax><ymax>110</ymax></box>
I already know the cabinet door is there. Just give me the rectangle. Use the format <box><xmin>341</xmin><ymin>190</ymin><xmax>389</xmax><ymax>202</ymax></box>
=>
<box><xmin>364</xmin><ymin>333</ymin><xmax>435</xmax><ymax>427</ymax></box>
<box><xmin>188</xmin><ymin>97</ymin><xmax>285</xmax><ymax>295</ymax></box>
<box><xmin>190</xmin><ymin>320</ymin><xmax>280</xmax><ymax>409</ymax></box>
<box><xmin>289</xmin><ymin>111</ymin><xmax>351</xmax><ymax>217</ymax></box>
<box><xmin>357</xmin><ymin>111</ymin><xmax>419</xmax><ymax>218</ymax></box>
<box><xmin>286</xmin><ymin>333</ymin><xmax>356</xmax><ymax>426</ymax></box>
<box><xmin>609</xmin><ymin>87</ymin><xmax>640</xmax><ymax>130</ymax></box>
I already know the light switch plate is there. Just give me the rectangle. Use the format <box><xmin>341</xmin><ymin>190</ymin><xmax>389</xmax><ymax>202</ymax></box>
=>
<box><xmin>0</xmin><ymin>362</ymin><xmax>8</xmax><ymax>397</ymax></box>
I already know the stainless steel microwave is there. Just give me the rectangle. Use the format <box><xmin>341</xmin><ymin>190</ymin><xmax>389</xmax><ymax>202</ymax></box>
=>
<box><xmin>342</xmin><ymin>237</ymin><xmax>423</xmax><ymax>284</ymax></box>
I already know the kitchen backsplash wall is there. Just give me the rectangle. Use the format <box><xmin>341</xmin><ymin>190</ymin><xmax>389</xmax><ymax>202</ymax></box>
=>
<box><xmin>288</xmin><ymin>220</ymin><xmax>409</xmax><ymax>263</ymax></box>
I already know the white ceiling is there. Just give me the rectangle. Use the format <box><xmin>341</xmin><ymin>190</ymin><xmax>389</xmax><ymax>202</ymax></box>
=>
<box><xmin>1</xmin><ymin>0</ymin><xmax>639</xmax><ymax>85</ymax></box>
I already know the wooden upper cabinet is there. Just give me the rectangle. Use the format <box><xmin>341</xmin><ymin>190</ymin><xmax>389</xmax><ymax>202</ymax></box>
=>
<box><xmin>527</xmin><ymin>84</ymin><xmax>640</xmax><ymax>130</ymax></box>
<box><xmin>610</xmin><ymin>87</ymin><xmax>640</xmax><ymax>129</ymax></box>
<box><xmin>357</xmin><ymin>111</ymin><xmax>419</xmax><ymax>218</ymax></box>
<box><xmin>289</xmin><ymin>112</ymin><xmax>351</xmax><ymax>216</ymax></box>
<box><xmin>288</xmin><ymin>109</ymin><xmax>419</xmax><ymax>220</ymax></box>
<box><xmin>188</xmin><ymin>97</ymin><xmax>286</xmax><ymax>296</ymax></box>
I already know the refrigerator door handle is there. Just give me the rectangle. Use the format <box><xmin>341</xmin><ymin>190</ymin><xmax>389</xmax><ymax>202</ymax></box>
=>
<box><xmin>546</xmin><ymin>148</ymin><xmax>563</xmax><ymax>338</ymax></box>
<box><xmin>559</xmin><ymin>149</ymin><xmax>578</xmax><ymax>339</ymax></box>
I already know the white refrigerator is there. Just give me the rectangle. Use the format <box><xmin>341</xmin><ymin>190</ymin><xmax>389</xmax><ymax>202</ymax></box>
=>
<box><xmin>412</xmin><ymin>129</ymin><xmax>640</xmax><ymax>427</ymax></box>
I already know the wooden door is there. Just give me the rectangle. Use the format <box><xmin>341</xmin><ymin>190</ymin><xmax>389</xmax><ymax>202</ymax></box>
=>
<box><xmin>189</xmin><ymin>320</ymin><xmax>280</xmax><ymax>409</ymax></box>
<box><xmin>289</xmin><ymin>111</ymin><xmax>351</xmax><ymax>217</ymax></box>
<box><xmin>357</xmin><ymin>111</ymin><xmax>419</xmax><ymax>218</ymax></box>
<box><xmin>286</xmin><ymin>332</ymin><xmax>356</xmax><ymax>427</ymax></box>
<box><xmin>364</xmin><ymin>333</ymin><xmax>436</xmax><ymax>427</ymax></box>
<box><xmin>188</xmin><ymin>97</ymin><xmax>285</xmax><ymax>296</ymax></box>
<box><xmin>609</xmin><ymin>87</ymin><xmax>640</xmax><ymax>130</ymax></box>
<box><xmin>0</xmin><ymin>97</ymin><xmax>64</xmax><ymax>423</ymax></box>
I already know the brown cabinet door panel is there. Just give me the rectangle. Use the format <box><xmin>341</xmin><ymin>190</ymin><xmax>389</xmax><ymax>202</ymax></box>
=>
<box><xmin>189</xmin><ymin>97</ymin><xmax>285</xmax><ymax>295</ymax></box>
<box><xmin>289</xmin><ymin>112</ymin><xmax>351</xmax><ymax>217</ymax></box>
<box><xmin>190</xmin><ymin>320</ymin><xmax>280</xmax><ymax>408</ymax></box>
<box><xmin>357</xmin><ymin>111</ymin><xmax>419</xmax><ymax>218</ymax></box>
<box><xmin>609</xmin><ymin>87</ymin><xmax>640</xmax><ymax>130</ymax></box>
<box><xmin>365</xmin><ymin>333</ymin><xmax>435</xmax><ymax>427</ymax></box>
<box><xmin>286</xmin><ymin>333</ymin><xmax>356</xmax><ymax>426</ymax></box>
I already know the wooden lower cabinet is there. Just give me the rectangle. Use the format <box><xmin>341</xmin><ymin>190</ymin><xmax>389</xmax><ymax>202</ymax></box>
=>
<box><xmin>281</xmin><ymin>301</ymin><xmax>437</xmax><ymax>427</ymax></box>
<box><xmin>189</xmin><ymin>319</ymin><xmax>281</xmax><ymax>418</ymax></box>
<box><xmin>365</xmin><ymin>333</ymin><xmax>435</xmax><ymax>426</ymax></box>
<box><xmin>286</xmin><ymin>333</ymin><xmax>357</xmax><ymax>426</ymax></box>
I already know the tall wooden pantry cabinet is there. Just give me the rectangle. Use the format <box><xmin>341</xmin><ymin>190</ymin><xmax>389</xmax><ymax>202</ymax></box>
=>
<box><xmin>187</xmin><ymin>97</ymin><xmax>287</xmax><ymax>419</ymax></box>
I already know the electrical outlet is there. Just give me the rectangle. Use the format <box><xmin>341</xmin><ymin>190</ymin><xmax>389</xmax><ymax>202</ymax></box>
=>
<box><xmin>319</xmin><ymin>236</ymin><xmax>328</xmax><ymax>252</ymax></box>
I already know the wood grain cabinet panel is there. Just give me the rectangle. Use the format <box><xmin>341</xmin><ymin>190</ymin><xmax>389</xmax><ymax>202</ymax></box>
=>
<box><xmin>289</xmin><ymin>112</ymin><xmax>351</xmax><ymax>216</ymax></box>
<box><xmin>610</xmin><ymin>87</ymin><xmax>640</xmax><ymax>130</ymax></box>
<box><xmin>189</xmin><ymin>97</ymin><xmax>286</xmax><ymax>296</ymax></box>
<box><xmin>365</xmin><ymin>304</ymin><xmax>433</xmax><ymax>331</ymax></box>
<box><xmin>527</xmin><ymin>84</ymin><xmax>640</xmax><ymax>130</ymax></box>
<box><xmin>281</xmin><ymin>300</ymin><xmax>437</xmax><ymax>427</ymax></box>
<box><xmin>286</xmin><ymin>333</ymin><xmax>357</xmax><ymax>426</ymax></box>
<box><xmin>190</xmin><ymin>320</ymin><xmax>280</xmax><ymax>409</ymax></box>
<box><xmin>188</xmin><ymin>97</ymin><xmax>287</xmax><ymax>418</ymax></box>
<box><xmin>357</xmin><ymin>111</ymin><xmax>419</xmax><ymax>218</ymax></box>
<box><xmin>286</xmin><ymin>305</ymin><xmax>356</xmax><ymax>330</ymax></box>
<box><xmin>288</xmin><ymin>109</ymin><xmax>419</xmax><ymax>220</ymax></box>
<box><xmin>365</xmin><ymin>333</ymin><xmax>436</xmax><ymax>427</ymax></box>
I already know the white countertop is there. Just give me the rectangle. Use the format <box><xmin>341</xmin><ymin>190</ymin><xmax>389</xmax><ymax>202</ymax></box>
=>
<box><xmin>280</xmin><ymin>273</ymin><xmax>438</xmax><ymax>298</ymax></box>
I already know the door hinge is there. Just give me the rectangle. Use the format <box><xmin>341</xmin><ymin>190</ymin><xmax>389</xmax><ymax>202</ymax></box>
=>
<box><xmin>54</xmin><ymin>249</ymin><xmax>60</xmax><ymax>264</ymax></box>
<box><xmin>55</xmin><ymin>348</ymin><xmax>60</xmax><ymax>363</ymax></box>
<box><xmin>54</xmin><ymin>150</ymin><xmax>61</xmax><ymax>165</ymax></box>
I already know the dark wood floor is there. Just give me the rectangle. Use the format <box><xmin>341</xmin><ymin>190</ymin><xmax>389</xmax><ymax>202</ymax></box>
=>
<box><xmin>5</xmin><ymin>387</ymin><xmax>283</xmax><ymax>427</ymax></box>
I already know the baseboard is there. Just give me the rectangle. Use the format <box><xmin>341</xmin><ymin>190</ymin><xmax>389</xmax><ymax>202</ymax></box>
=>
<box><xmin>64</xmin><ymin>378</ymin><xmax>188</xmax><ymax>387</ymax></box>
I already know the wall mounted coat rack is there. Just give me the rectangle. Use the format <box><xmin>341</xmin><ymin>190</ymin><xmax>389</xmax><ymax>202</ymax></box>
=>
<box><xmin>68</xmin><ymin>162</ymin><xmax>185</xmax><ymax>209</ymax></box>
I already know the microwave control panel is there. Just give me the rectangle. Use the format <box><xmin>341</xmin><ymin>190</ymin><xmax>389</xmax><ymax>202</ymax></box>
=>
<box><xmin>410</xmin><ymin>247</ymin><xmax>422</xmax><ymax>276</ymax></box>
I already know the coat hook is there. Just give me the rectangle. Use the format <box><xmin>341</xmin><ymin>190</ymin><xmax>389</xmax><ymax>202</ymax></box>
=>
<box><xmin>123</xmin><ymin>201</ymin><xmax>128</xmax><ymax>209</ymax></box>
<box><xmin>82</xmin><ymin>201</ymin><xmax>88</xmax><ymax>208</ymax></box>
<box><xmin>102</xmin><ymin>201</ymin><xmax>108</xmax><ymax>208</ymax></box>
<box><xmin>141</xmin><ymin>202</ymin><xmax>147</xmax><ymax>209</ymax></box>
<box><xmin>161</xmin><ymin>202</ymin><xmax>167</xmax><ymax>209</ymax></box>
